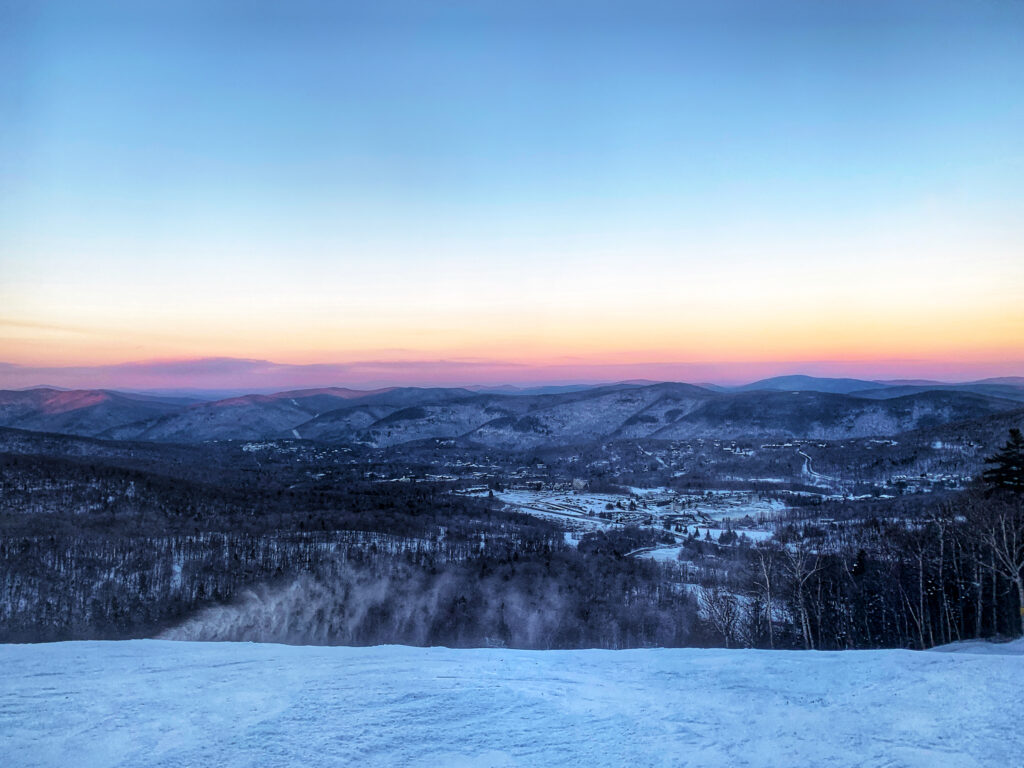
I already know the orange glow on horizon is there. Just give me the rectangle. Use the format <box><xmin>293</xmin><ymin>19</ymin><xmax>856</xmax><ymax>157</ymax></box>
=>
<box><xmin>3</xmin><ymin>302</ymin><xmax>1022</xmax><ymax>372</ymax></box>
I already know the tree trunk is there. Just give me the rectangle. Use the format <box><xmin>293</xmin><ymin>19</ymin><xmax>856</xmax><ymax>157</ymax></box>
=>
<box><xmin>760</xmin><ymin>556</ymin><xmax>775</xmax><ymax>650</ymax></box>
<box><xmin>1016</xmin><ymin>577</ymin><xmax>1024</xmax><ymax>637</ymax></box>
<box><xmin>974</xmin><ymin>557</ymin><xmax>983</xmax><ymax>638</ymax></box>
<box><xmin>917</xmin><ymin>553</ymin><xmax>927</xmax><ymax>649</ymax></box>
<box><xmin>992</xmin><ymin>553</ymin><xmax>999</xmax><ymax>636</ymax></box>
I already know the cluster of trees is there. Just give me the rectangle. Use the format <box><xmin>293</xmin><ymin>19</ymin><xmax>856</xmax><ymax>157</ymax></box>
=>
<box><xmin>0</xmin><ymin>443</ymin><xmax>698</xmax><ymax>647</ymax></box>
<box><xmin>0</xmin><ymin>526</ymin><xmax>698</xmax><ymax>648</ymax></box>
<box><xmin>163</xmin><ymin>544</ymin><xmax>696</xmax><ymax>649</ymax></box>
<box><xmin>692</xmin><ymin>430</ymin><xmax>1024</xmax><ymax>649</ymax></box>
<box><xmin>0</xmin><ymin>448</ymin><xmax>542</xmax><ymax>540</ymax></box>
<box><xmin>577</xmin><ymin>526</ymin><xmax>675</xmax><ymax>557</ymax></box>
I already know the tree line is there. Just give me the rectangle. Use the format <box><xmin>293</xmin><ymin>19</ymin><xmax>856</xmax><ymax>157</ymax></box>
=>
<box><xmin>691</xmin><ymin>430</ymin><xmax>1024</xmax><ymax>648</ymax></box>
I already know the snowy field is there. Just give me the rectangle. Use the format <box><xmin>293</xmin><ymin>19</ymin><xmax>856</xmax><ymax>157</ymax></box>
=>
<box><xmin>469</xmin><ymin>488</ymin><xmax>784</xmax><ymax>544</ymax></box>
<box><xmin>3</xmin><ymin>640</ymin><xmax>1023</xmax><ymax>768</ymax></box>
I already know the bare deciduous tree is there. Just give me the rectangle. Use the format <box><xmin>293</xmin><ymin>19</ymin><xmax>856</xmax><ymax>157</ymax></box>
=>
<box><xmin>967</xmin><ymin>495</ymin><xmax>1024</xmax><ymax>636</ymax></box>
<box><xmin>699</xmin><ymin>585</ymin><xmax>742</xmax><ymax>648</ymax></box>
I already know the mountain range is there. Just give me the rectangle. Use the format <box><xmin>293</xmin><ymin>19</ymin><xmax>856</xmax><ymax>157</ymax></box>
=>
<box><xmin>1</xmin><ymin>375</ymin><xmax>1022</xmax><ymax>448</ymax></box>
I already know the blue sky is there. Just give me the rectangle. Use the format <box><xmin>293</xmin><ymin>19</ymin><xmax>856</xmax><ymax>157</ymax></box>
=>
<box><xmin>2</xmin><ymin>0</ymin><xmax>1023</xmax><ymax>385</ymax></box>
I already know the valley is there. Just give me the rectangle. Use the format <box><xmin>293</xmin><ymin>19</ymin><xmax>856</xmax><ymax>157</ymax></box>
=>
<box><xmin>2</xmin><ymin>375</ymin><xmax>1023</xmax><ymax>651</ymax></box>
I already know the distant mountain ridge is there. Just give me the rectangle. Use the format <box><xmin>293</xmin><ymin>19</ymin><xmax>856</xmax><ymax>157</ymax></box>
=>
<box><xmin>729</xmin><ymin>375</ymin><xmax>882</xmax><ymax>394</ymax></box>
<box><xmin>0</xmin><ymin>389</ymin><xmax>190</xmax><ymax>437</ymax></box>
<box><xmin>724</xmin><ymin>375</ymin><xmax>1024</xmax><ymax>402</ymax></box>
<box><xmin>1</xmin><ymin>376</ymin><xmax>1021</xmax><ymax>447</ymax></box>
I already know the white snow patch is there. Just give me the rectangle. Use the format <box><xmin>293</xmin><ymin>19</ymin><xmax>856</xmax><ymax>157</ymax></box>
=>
<box><xmin>2</xmin><ymin>640</ymin><xmax>1022</xmax><ymax>768</ymax></box>
<box><xmin>699</xmin><ymin>527</ymin><xmax>775</xmax><ymax>543</ymax></box>
<box><xmin>633</xmin><ymin>544</ymin><xmax>686</xmax><ymax>562</ymax></box>
<box><xmin>930</xmin><ymin>637</ymin><xmax>1024</xmax><ymax>656</ymax></box>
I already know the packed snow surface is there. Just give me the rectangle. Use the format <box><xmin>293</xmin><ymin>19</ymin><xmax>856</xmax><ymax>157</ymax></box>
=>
<box><xmin>3</xmin><ymin>640</ymin><xmax>1022</xmax><ymax>767</ymax></box>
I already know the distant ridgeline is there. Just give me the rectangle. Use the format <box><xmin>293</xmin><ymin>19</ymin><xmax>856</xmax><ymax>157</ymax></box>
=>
<box><xmin>0</xmin><ymin>377</ymin><xmax>1022</xmax><ymax>447</ymax></box>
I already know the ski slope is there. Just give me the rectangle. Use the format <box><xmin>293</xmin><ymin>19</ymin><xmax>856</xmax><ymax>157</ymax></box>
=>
<box><xmin>2</xmin><ymin>639</ymin><xmax>1022</xmax><ymax>767</ymax></box>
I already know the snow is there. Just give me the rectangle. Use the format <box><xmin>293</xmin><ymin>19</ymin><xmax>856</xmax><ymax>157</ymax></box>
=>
<box><xmin>3</xmin><ymin>640</ymin><xmax>1022</xmax><ymax>768</ymax></box>
<box><xmin>698</xmin><ymin>527</ymin><xmax>776</xmax><ymax>543</ymax></box>
<box><xmin>930</xmin><ymin>637</ymin><xmax>1024</xmax><ymax>656</ymax></box>
<box><xmin>632</xmin><ymin>544</ymin><xmax>686</xmax><ymax>561</ymax></box>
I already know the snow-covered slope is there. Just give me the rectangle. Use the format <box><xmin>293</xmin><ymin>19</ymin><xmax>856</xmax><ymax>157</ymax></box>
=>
<box><xmin>931</xmin><ymin>637</ymin><xmax>1024</xmax><ymax>655</ymax></box>
<box><xmin>2</xmin><ymin>383</ymin><xmax>1019</xmax><ymax>445</ymax></box>
<box><xmin>0</xmin><ymin>389</ymin><xmax>187</xmax><ymax>437</ymax></box>
<box><xmin>2</xmin><ymin>640</ymin><xmax>1021</xmax><ymax>767</ymax></box>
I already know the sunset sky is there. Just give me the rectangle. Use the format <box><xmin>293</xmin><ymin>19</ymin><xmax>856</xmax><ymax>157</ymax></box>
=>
<box><xmin>2</xmin><ymin>1</ymin><xmax>1023</xmax><ymax>389</ymax></box>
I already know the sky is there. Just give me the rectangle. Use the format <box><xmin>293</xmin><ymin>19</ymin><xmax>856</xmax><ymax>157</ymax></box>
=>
<box><xmin>2</xmin><ymin>0</ymin><xmax>1023</xmax><ymax>389</ymax></box>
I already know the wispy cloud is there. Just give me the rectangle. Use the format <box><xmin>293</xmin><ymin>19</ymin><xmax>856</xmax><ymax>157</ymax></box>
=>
<box><xmin>0</xmin><ymin>319</ymin><xmax>98</xmax><ymax>335</ymax></box>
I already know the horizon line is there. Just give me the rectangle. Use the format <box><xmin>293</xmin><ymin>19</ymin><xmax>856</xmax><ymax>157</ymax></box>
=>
<box><xmin>1</xmin><ymin>355</ymin><xmax>1022</xmax><ymax>393</ymax></box>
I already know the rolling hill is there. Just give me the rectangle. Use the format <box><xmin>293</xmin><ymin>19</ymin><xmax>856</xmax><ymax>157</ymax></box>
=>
<box><xmin>730</xmin><ymin>374</ymin><xmax>884</xmax><ymax>394</ymax></box>
<box><xmin>0</xmin><ymin>389</ymin><xmax>191</xmax><ymax>437</ymax></box>
<box><xmin>1</xmin><ymin>381</ymin><xmax>1020</xmax><ymax>448</ymax></box>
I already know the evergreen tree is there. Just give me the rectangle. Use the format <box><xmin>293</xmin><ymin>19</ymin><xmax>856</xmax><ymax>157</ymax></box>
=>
<box><xmin>983</xmin><ymin>428</ymin><xmax>1024</xmax><ymax>492</ymax></box>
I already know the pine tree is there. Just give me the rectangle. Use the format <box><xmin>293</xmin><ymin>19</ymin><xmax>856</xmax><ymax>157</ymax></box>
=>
<box><xmin>983</xmin><ymin>428</ymin><xmax>1024</xmax><ymax>492</ymax></box>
